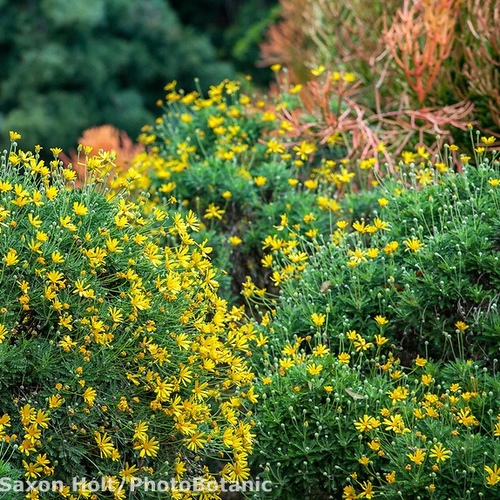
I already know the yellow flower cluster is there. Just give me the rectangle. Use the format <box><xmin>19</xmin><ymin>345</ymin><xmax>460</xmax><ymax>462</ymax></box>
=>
<box><xmin>0</xmin><ymin>135</ymin><xmax>257</xmax><ymax>498</ymax></box>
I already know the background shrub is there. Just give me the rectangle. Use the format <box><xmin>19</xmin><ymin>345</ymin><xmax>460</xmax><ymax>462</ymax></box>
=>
<box><xmin>253</xmin><ymin>140</ymin><xmax>500</xmax><ymax>363</ymax></box>
<box><xmin>0</xmin><ymin>0</ymin><xmax>234</xmax><ymax>155</ymax></box>
<box><xmin>113</xmin><ymin>79</ymin><xmax>345</xmax><ymax>303</ymax></box>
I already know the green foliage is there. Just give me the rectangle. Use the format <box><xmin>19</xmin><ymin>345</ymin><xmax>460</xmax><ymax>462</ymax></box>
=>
<box><xmin>245</xmin><ymin>140</ymin><xmax>500</xmax><ymax>499</ymax></box>
<box><xmin>0</xmin><ymin>0</ymin><xmax>234</xmax><ymax>155</ymax></box>
<box><xmin>254</xmin><ymin>142</ymin><xmax>500</xmax><ymax>363</ymax></box>
<box><xmin>170</xmin><ymin>0</ymin><xmax>277</xmax><ymax>85</ymax></box>
<box><xmin>249</xmin><ymin>349</ymin><xmax>500</xmax><ymax>499</ymax></box>
<box><xmin>0</xmin><ymin>456</ymin><xmax>22</xmax><ymax>500</ymax></box>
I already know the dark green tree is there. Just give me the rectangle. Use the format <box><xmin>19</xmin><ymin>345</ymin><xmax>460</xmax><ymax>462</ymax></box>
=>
<box><xmin>0</xmin><ymin>0</ymin><xmax>234</xmax><ymax>153</ymax></box>
<box><xmin>169</xmin><ymin>0</ymin><xmax>278</xmax><ymax>85</ymax></box>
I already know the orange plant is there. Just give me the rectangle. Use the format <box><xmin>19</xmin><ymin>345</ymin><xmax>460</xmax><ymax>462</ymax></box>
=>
<box><xmin>460</xmin><ymin>0</ymin><xmax>500</xmax><ymax>135</ymax></box>
<box><xmin>62</xmin><ymin>124</ymin><xmax>143</xmax><ymax>185</ymax></box>
<box><xmin>266</xmin><ymin>68</ymin><xmax>475</xmax><ymax>178</ymax></box>
<box><xmin>382</xmin><ymin>0</ymin><xmax>462</xmax><ymax>107</ymax></box>
<box><xmin>259</xmin><ymin>0</ymin><xmax>499</xmax><ymax>153</ymax></box>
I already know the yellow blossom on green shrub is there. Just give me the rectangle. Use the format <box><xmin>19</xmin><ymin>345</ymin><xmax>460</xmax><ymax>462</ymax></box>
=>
<box><xmin>0</xmin><ymin>135</ymin><xmax>256</xmax><ymax>499</ymax></box>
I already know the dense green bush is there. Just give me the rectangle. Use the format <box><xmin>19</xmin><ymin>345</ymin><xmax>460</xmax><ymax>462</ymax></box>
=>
<box><xmin>253</xmin><ymin>140</ymin><xmax>500</xmax><ymax>364</ymax></box>
<box><xmin>246</xmin><ymin>140</ymin><xmax>500</xmax><ymax>498</ymax></box>
<box><xmin>115</xmin><ymin>79</ymin><xmax>345</xmax><ymax>303</ymax></box>
<box><xmin>249</xmin><ymin>346</ymin><xmax>500</xmax><ymax>499</ymax></box>
<box><xmin>0</xmin><ymin>0</ymin><xmax>233</xmax><ymax>155</ymax></box>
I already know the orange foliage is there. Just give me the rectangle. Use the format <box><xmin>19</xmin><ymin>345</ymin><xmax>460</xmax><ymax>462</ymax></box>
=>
<box><xmin>63</xmin><ymin>125</ymin><xmax>143</xmax><ymax>185</ymax></box>
<box><xmin>382</xmin><ymin>0</ymin><xmax>461</xmax><ymax>106</ymax></box>
<box><xmin>259</xmin><ymin>0</ymin><xmax>498</xmax><ymax>149</ymax></box>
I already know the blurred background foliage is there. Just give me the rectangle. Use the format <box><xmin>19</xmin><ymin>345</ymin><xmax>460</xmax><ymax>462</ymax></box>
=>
<box><xmin>0</xmin><ymin>0</ymin><xmax>277</xmax><ymax>155</ymax></box>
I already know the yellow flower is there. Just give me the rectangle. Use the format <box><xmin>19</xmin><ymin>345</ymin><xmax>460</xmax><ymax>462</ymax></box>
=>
<box><xmin>51</xmin><ymin>251</ymin><xmax>65</xmax><ymax>264</ymax></box>
<box><xmin>293</xmin><ymin>141</ymin><xmax>317</xmax><ymax>160</ymax></box>
<box><xmin>134</xmin><ymin>435</ymin><xmax>160</xmax><ymax>457</ymax></box>
<box><xmin>338</xmin><ymin>352</ymin><xmax>350</xmax><ymax>364</ymax></box>
<box><xmin>304</xmin><ymin>179</ymin><xmax>318</xmax><ymax>190</ymax></box>
<box><xmin>493</xmin><ymin>422</ymin><xmax>500</xmax><ymax>437</ymax></box>
<box><xmin>387</xmin><ymin>386</ymin><xmax>409</xmax><ymax>404</ymax></box>
<box><xmin>455</xmin><ymin>321</ymin><xmax>469</xmax><ymax>331</ymax></box>
<box><xmin>383</xmin><ymin>241</ymin><xmax>399</xmax><ymax>254</ymax></box>
<box><xmin>133</xmin><ymin>421</ymin><xmax>149</xmax><ymax>442</ymax></box>
<box><xmin>407</xmin><ymin>448</ymin><xmax>426</xmax><ymax>465</ymax></box>
<box><xmin>354</xmin><ymin>414</ymin><xmax>381</xmax><ymax>433</ymax></box>
<box><xmin>385</xmin><ymin>471</ymin><xmax>396</xmax><ymax>484</ymax></box>
<box><xmin>311</xmin><ymin>312</ymin><xmax>326</xmax><ymax>327</ymax></box>
<box><xmin>359</xmin><ymin>481</ymin><xmax>374</xmax><ymax>499</ymax></box>
<box><xmin>83</xmin><ymin>387</ymin><xmax>96</xmax><ymax>406</ymax></box>
<box><xmin>254</xmin><ymin>175</ymin><xmax>267</xmax><ymax>187</ymax></box>
<box><xmin>421</xmin><ymin>374</ymin><xmax>434</xmax><ymax>386</ymax></box>
<box><xmin>60</xmin><ymin>215</ymin><xmax>77</xmax><ymax>232</ymax></box>
<box><xmin>404</xmin><ymin>237</ymin><xmax>424</xmax><ymax>252</ymax></box>
<box><xmin>343</xmin><ymin>485</ymin><xmax>357</xmax><ymax>499</ymax></box>
<box><xmin>485</xmin><ymin>464</ymin><xmax>500</xmax><ymax>486</ymax></box>
<box><xmin>23</xmin><ymin>460</ymin><xmax>43</xmax><ymax>479</ymax></box>
<box><xmin>374</xmin><ymin>334</ymin><xmax>388</xmax><ymax>346</ymax></box>
<box><xmin>415</xmin><ymin>355</ymin><xmax>427</xmax><ymax>367</ymax></box>
<box><xmin>310</xmin><ymin>65</ymin><xmax>326</xmax><ymax>76</ymax></box>
<box><xmin>3</xmin><ymin>248</ymin><xmax>19</xmax><ymax>266</ymax></box>
<box><xmin>28</xmin><ymin>214</ymin><xmax>43</xmax><ymax>228</ymax></box>
<box><xmin>0</xmin><ymin>324</ymin><xmax>8</xmax><ymax>344</ymax></box>
<box><xmin>383</xmin><ymin>414</ymin><xmax>409</xmax><ymax>434</ymax></box>
<box><xmin>455</xmin><ymin>407</ymin><xmax>478</xmax><ymax>427</ymax></box>
<box><xmin>9</xmin><ymin>131</ymin><xmax>22</xmax><ymax>141</ymax></box>
<box><xmin>119</xmin><ymin>463</ymin><xmax>139</xmax><ymax>484</ymax></box>
<box><xmin>352</xmin><ymin>220</ymin><xmax>375</xmax><ymax>234</ymax></box>
<box><xmin>48</xmin><ymin>394</ymin><xmax>64</xmax><ymax>408</ymax></box>
<box><xmin>94</xmin><ymin>431</ymin><xmax>116</xmax><ymax>459</ymax></box>
<box><xmin>343</xmin><ymin>72</ymin><xmax>356</xmax><ymax>83</ymax></box>
<box><xmin>374</xmin><ymin>315</ymin><xmax>388</xmax><ymax>326</ymax></box>
<box><xmin>0</xmin><ymin>180</ymin><xmax>13</xmax><ymax>192</ymax></box>
<box><xmin>353</xmin><ymin>336</ymin><xmax>373</xmax><ymax>352</ymax></box>
<box><xmin>222</xmin><ymin>458</ymin><xmax>250</xmax><ymax>483</ymax></box>
<box><xmin>229</xmin><ymin>236</ymin><xmax>242</xmax><ymax>246</ymax></box>
<box><xmin>204</xmin><ymin>203</ymin><xmax>225</xmax><ymax>220</ymax></box>
<box><xmin>73</xmin><ymin>201</ymin><xmax>88</xmax><ymax>216</ymax></box>
<box><xmin>312</xmin><ymin>344</ymin><xmax>330</xmax><ymax>357</ymax></box>
<box><xmin>184</xmin><ymin>431</ymin><xmax>207</xmax><ymax>452</ymax></box>
<box><xmin>58</xmin><ymin>335</ymin><xmax>76</xmax><ymax>352</ymax></box>
<box><xmin>429</xmin><ymin>443</ymin><xmax>451</xmax><ymax>463</ymax></box>
<box><xmin>481</xmin><ymin>136</ymin><xmax>496</xmax><ymax>145</ymax></box>
<box><xmin>306</xmin><ymin>362</ymin><xmax>323</xmax><ymax>376</ymax></box>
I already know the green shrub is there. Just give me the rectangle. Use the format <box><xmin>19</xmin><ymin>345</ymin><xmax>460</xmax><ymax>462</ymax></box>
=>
<box><xmin>246</xmin><ymin>139</ymin><xmax>500</xmax><ymax>498</ymax></box>
<box><xmin>115</xmin><ymin>79</ymin><xmax>347</xmax><ymax>303</ymax></box>
<box><xmin>0</xmin><ymin>0</ymin><xmax>234</xmax><ymax>155</ymax></box>
<box><xmin>253</xmin><ymin>138</ymin><xmax>500</xmax><ymax>363</ymax></box>
<box><xmin>0</xmin><ymin>133</ymin><xmax>256</xmax><ymax>499</ymax></box>
<box><xmin>249</xmin><ymin>344</ymin><xmax>500</xmax><ymax>499</ymax></box>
